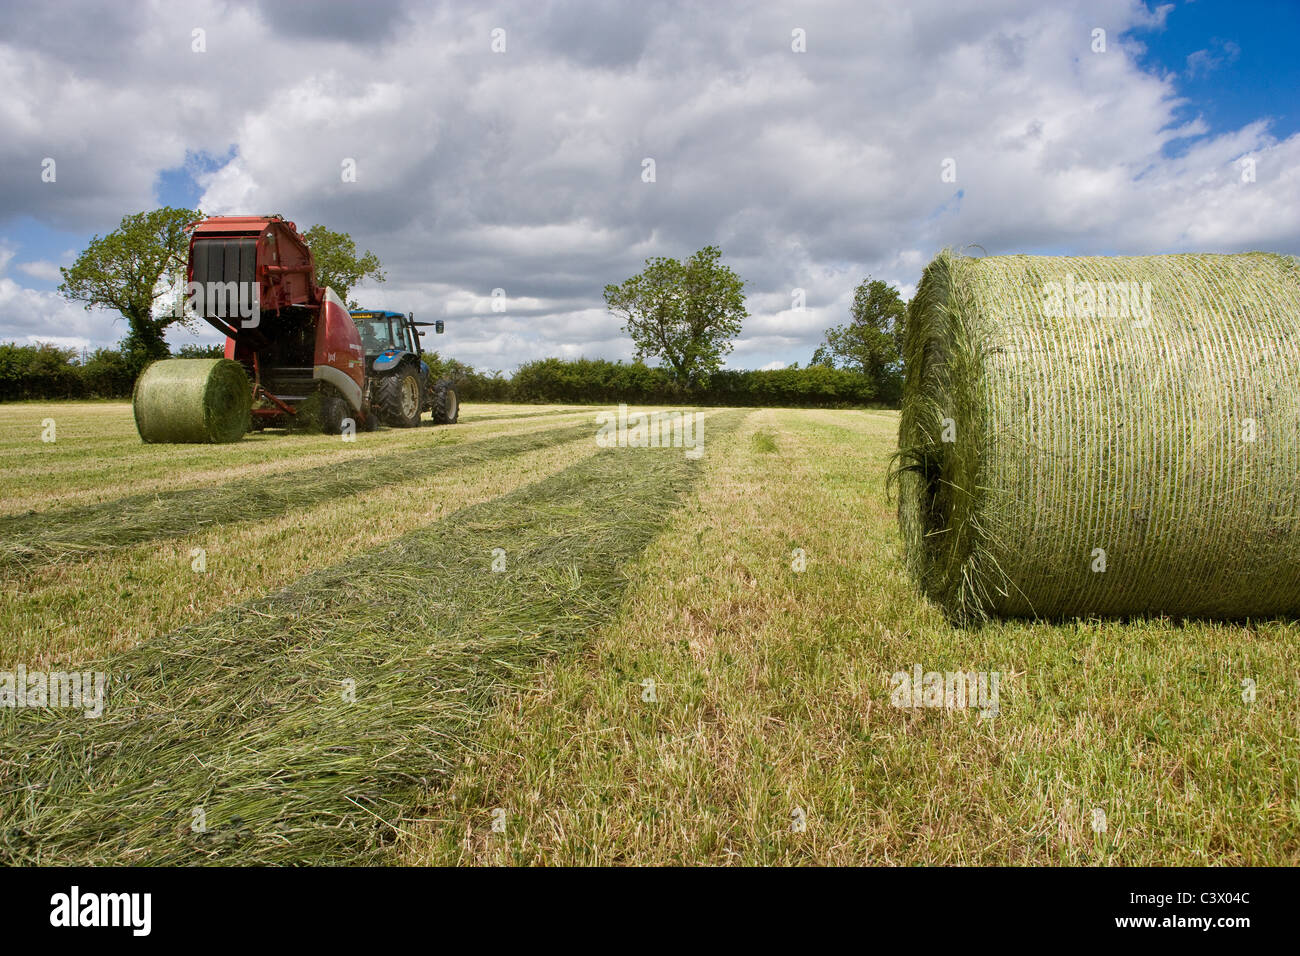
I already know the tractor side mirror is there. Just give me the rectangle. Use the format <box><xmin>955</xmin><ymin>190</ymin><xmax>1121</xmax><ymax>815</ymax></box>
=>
<box><xmin>435</xmin><ymin>320</ymin><xmax>445</xmax><ymax>334</ymax></box>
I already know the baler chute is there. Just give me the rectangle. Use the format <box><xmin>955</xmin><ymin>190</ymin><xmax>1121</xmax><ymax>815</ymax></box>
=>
<box><xmin>132</xmin><ymin>215</ymin><xmax>372</xmax><ymax>441</ymax></box>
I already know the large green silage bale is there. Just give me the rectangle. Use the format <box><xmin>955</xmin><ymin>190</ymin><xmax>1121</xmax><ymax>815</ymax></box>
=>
<box><xmin>896</xmin><ymin>251</ymin><xmax>1300</xmax><ymax>622</ymax></box>
<box><xmin>132</xmin><ymin>358</ymin><xmax>251</xmax><ymax>444</ymax></box>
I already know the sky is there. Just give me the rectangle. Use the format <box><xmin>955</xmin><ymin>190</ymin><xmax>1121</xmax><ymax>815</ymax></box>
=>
<box><xmin>1</xmin><ymin>0</ymin><xmax>1297</xmax><ymax>372</ymax></box>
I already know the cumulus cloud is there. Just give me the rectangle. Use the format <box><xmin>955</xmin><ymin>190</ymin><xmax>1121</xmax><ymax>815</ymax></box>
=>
<box><xmin>0</xmin><ymin>241</ymin><xmax>115</xmax><ymax>347</ymax></box>
<box><xmin>16</xmin><ymin>260</ymin><xmax>63</xmax><ymax>282</ymax></box>
<box><xmin>1</xmin><ymin>0</ymin><xmax>1297</xmax><ymax>368</ymax></box>
<box><xmin>0</xmin><ymin>280</ymin><xmax>110</xmax><ymax>351</ymax></box>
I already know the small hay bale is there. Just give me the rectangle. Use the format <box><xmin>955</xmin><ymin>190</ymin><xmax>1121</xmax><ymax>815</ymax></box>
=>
<box><xmin>132</xmin><ymin>358</ymin><xmax>251</xmax><ymax>444</ymax></box>
<box><xmin>896</xmin><ymin>250</ymin><xmax>1300</xmax><ymax>622</ymax></box>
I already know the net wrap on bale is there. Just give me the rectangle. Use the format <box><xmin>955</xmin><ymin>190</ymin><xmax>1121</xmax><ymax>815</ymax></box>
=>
<box><xmin>896</xmin><ymin>251</ymin><xmax>1300</xmax><ymax>622</ymax></box>
<box><xmin>133</xmin><ymin>358</ymin><xmax>251</xmax><ymax>444</ymax></box>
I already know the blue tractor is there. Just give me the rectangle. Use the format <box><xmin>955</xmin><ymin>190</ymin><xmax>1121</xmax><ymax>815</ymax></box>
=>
<box><xmin>349</xmin><ymin>310</ymin><xmax>459</xmax><ymax>427</ymax></box>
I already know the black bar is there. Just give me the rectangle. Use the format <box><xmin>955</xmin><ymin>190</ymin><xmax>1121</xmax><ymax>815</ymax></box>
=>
<box><xmin>0</xmin><ymin>865</ymin><xmax>1276</xmax><ymax>943</ymax></box>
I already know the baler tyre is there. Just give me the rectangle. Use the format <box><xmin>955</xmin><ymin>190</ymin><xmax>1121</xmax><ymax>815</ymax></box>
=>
<box><xmin>432</xmin><ymin>382</ymin><xmax>459</xmax><ymax>425</ymax></box>
<box><xmin>375</xmin><ymin>369</ymin><xmax>422</xmax><ymax>427</ymax></box>
<box><xmin>317</xmin><ymin>386</ymin><xmax>352</xmax><ymax>435</ymax></box>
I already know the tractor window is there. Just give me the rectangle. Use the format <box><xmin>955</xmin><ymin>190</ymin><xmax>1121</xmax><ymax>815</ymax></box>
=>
<box><xmin>358</xmin><ymin>319</ymin><xmax>400</xmax><ymax>352</ymax></box>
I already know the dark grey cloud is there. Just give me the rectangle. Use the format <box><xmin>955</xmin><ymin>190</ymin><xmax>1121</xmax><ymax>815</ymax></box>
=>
<box><xmin>250</xmin><ymin>0</ymin><xmax>415</xmax><ymax>44</ymax></box>
<box><xmin>516</xmin><ymin>0</ymin><xmax>665</xmax><ymax>70</ymax></box>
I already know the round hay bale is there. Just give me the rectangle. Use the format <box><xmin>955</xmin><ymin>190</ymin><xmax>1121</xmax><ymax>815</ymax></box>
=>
<box><xmin>896</xmin><ymin>250</ymin><xmax>1300</xmax><ymax>622</ymax></box>
<box><xmin>133</xmin><ymin>358</ymin><xmax>251</xmax><ymax>444</ymax></box>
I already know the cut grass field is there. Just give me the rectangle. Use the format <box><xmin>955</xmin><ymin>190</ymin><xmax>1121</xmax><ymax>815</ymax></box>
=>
<box><xmin>1</xmin><ymin>401</ymin><xmax>1296</xmax><ymax>865</ymax></box>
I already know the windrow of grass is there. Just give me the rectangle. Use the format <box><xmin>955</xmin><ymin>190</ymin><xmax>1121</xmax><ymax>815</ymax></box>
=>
<box><xmin>457</xmin><ymin>406</ymin><xmax>588</xmax><ymax>424</ymax></box>
<box><xmin>399</xmin><ymin>408</ymin><xmax>1299</xmax><ymax>866</ymax></box>
<box><xmin>0</xmin><ymin>406</ymin><xmax>597</xmax><ymax>512</ymax></box>
<box><xmin>0</xmin><ymin>419</ymin><xmax>599</xmax><ymax>575</ymax></box>
<box><xmin>0</xmin><ymin>410</ymin><xmax>745</xmax><ymax>865</ymax></box>
<box><xmin>2</xmin><ymin>432</ymin><xmax>605</xmax><ymax>669</ymax></box>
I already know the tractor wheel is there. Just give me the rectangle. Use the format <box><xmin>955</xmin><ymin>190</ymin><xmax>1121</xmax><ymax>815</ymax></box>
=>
<box><xmin>375</xmin><ymin>369</ymin><xmax>423</xmax><ymax>427</ymax></box>
<box><xmin>317</xmin><ymin>387</ymin><xmax>352</xmax><ymax>435</ymax></box>
<box><xmin>432</xmin><ymin>382</ymin><xmax>459</xmax><ymax>425</ymax></box>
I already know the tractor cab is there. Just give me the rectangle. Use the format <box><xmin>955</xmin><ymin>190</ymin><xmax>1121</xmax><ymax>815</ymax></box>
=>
<box><xmin>352</xmin><ymin>311</ymin><xmax>419</xmax><ymax>361</ymax></box>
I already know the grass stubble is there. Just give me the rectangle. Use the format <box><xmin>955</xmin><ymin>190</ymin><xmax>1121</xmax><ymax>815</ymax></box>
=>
<box><xmin>0</xmin><ymin>405</ymin><xmax>597</xmax><ymax>514</ymax></box>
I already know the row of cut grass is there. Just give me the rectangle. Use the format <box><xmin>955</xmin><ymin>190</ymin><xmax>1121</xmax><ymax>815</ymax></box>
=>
<box><xmin>457</xmin><ymin>405</ymin><xmax>589</xmax><ymax>423</ymax></box>
<box><xmin>0</xmin><ymin>410</ymin><xmax>745</xmax><ymax>864</ymax></box>
<box><xmin>1</xmin><ymin>432</ymin><xmax>605</xmax><ymax>669</ymax></box>
<box><xmin>0</xmin><ymin>418</ymin><xmax>601</xmax><ymax>574</ymax></box>
<box><xmin>0</xmin><ymin>404</ymin><xmax>599</xmax><ymax>512</ymax></box>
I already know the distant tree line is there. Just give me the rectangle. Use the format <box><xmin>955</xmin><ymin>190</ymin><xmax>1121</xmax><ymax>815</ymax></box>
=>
<box><xmin>438</xmin><ymin>357</ymin><xmax>882</xmax><ymax>408</ymax></box>
<box><xmin>1</xmin><ymin>345</ymin><xmax>883</xmax><ymax>408</ymax></box>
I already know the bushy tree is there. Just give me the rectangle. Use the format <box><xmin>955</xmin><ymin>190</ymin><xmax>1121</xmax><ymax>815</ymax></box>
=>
<box><xmin>0</xmin><ymin>343</ymin><xmax>83</xmax><ymax>400</ymax></box>
<box><xmin>603</xmin><ymin>246</ymin><xmax>747</xmax><ymax>385</ymax></box>
<box><xmin>174</xmin><ymin>343</ymin><xmax>226</xmax><ymax>358</ymax></box>
<box><xmin>79</xmin><ymin>348</ymin><xmax>135</xmax><ymax>397</ymax></box>
<box><xmin>811</xmin><ymin>277</ymin><xmax>907</xmax><ymax>404</ymax></box>
<box><xmin>58</xmin><ymin>207</ymin><xmax>200</xmax><ymax>371</ymax></box>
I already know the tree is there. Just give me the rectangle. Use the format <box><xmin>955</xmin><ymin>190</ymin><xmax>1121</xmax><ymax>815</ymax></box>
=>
<box><xmin>811</xmin><ymin>277</ymin><xmax>907</xmax><ymax>404</ymax></box>
<box><xmin>603</xmin><ymin>245</ymin><xmax>747</xmax><ymax>385</ymax></box>
<box><xmin>301</xmin><ymin>224</ymin><xmax>385</xmax><ymax>308</ymax></box>
<box><xmin>58</xmin><ymin>207</ymin><xmax>200</xmax><ymax>369</ymax></box>
<box><xmin>174</xmin><ymin>343</ymin><xmax>226</xmax><ymax>358</ymax></box>
<box><xmin>80</xmin><ymin>347</ymin><xmax>136</xmax><ymax>398</ymax></box>
<box><xmin>0</xmin><ymin>342</ymin><xmax>82</xmax><ymax>400</ymax></box>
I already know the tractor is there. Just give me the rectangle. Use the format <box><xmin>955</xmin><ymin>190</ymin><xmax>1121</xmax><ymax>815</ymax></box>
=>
<box><xmin>350</xmin><ymin>310</ymin><xmax>459</xmax><ymax>427</ymax></box>
<box><xmin>131</xmin><ymin>215</ymin><xmax>458</xmax><ymax>440</ymax></box>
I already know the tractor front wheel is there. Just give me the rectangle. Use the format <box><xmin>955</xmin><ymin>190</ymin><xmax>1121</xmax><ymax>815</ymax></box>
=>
<box><xmin>375</xmin><ymin>369</ymin><xmax>423</xmax><ymax>427</ymax></box>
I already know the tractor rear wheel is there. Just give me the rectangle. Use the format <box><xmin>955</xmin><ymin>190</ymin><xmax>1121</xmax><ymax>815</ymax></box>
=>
<box><xmin>375</xmin><ymin>369</ymin><xmax>422</xmax><ymax>427</ymax></box>
<box><xmin>432</xmin><ymin>382</ymin><xmax>459</xmax><ymax>425</ymax></box>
